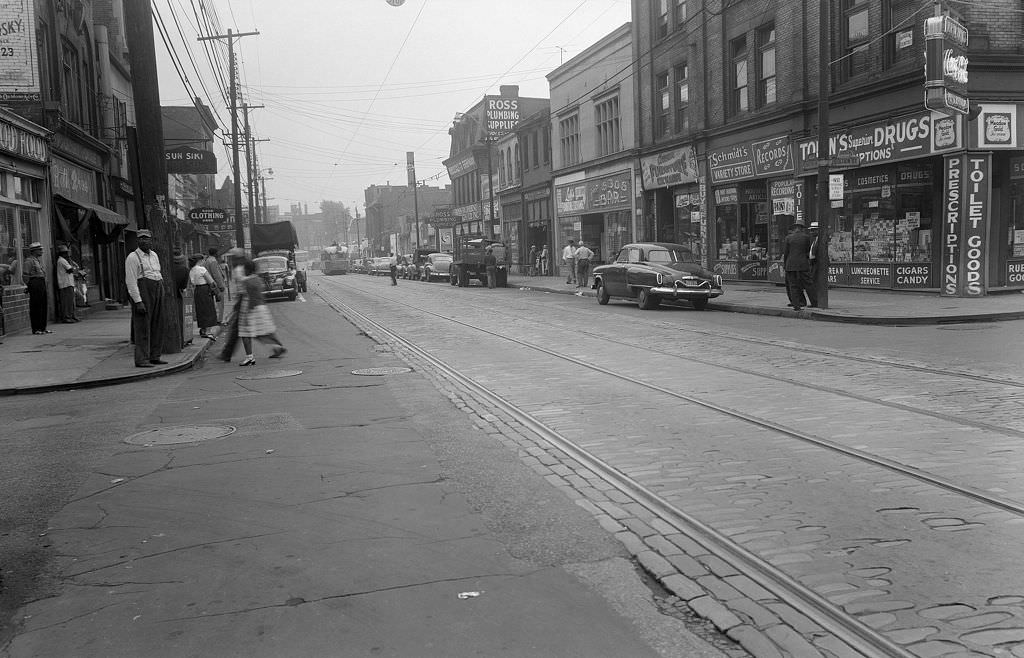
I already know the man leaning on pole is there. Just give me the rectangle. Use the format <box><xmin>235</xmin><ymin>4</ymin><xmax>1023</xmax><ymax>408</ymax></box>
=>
<box><xmin>125</xmin><ymin>230</ymin><xmax>166</xmax><ymax>367</ymax></box>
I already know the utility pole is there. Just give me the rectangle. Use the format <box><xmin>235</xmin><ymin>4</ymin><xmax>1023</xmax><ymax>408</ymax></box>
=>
<box><xmin>407</xmin><ymin>152</ymin><xmax>420</xmax><ymax>248</ymax></box>
<box><xmin>124</xmin><ymin>0</ymin><xmax>181</xmax><ymax>353</ymax></box>
<box><xmin>355</xmin><ymin>204</ymin><xmax>362</xmax><ymax>258</ymax></box>
<box><xmin>199</xmin><ymin>28</ymin><xmax>258</xmax><ymax>249</ymax></box>
<box><xmin>261</xmin><ymin>173</ymin><xmax>273</xmax><ymax>224</ymax></box>
<box><xmin>814</xmin><ymin>0</ymin><xmax>831</xmax><ymax>308</ymax></box>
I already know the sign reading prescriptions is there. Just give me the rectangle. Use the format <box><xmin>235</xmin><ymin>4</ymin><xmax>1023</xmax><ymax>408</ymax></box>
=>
<box><xmin>485</xmin><ymin>95</ymin><xmax>520</xmax><ymax>136</ymax></box>
<box><xmin>941</xmin><ymin>153</ymin><xmax>990</xmax><ymax>297</ymax></box>
<box><xmin>0</xmin><ymin>1</ymin><xmax>40</xmax><ymax>101</ymax></box>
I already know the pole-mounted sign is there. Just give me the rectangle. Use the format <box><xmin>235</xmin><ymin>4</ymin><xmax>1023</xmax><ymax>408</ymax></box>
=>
<box><xmin>924</xmin><ymin>15</ymin><xmax>969</xmax><ymax>116</ymax></box>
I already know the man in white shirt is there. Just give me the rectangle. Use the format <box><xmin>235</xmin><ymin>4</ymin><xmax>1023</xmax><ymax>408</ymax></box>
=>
<box><xmin>574</xmin><ymin>240</ymin><xmax>595</xmax><ymax>291</ymax></box>
<box><xmin>125</xmin><ymin>229</ymin><xmax>166</xmax><ymax>367</ymax></box>
<box><xmin>562</xmin><ymin>239</ymin><xmax>576</xmax><ymax>285</ymax></box>
<box><xmin>55</xmin><ymin>245</ymin><xmax>80</xmax><ymax>323</ymax></box>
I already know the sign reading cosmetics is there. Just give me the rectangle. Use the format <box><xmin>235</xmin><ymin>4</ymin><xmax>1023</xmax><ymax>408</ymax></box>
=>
<box><xmin>941</xmin><ymin>153</ymin><xmax>990</xmax><ymax>296</ymax></box>
<box><xmin>556</xmin><ymin>171</ymin><xmax>632</xmax><ymax>215</ymax></box>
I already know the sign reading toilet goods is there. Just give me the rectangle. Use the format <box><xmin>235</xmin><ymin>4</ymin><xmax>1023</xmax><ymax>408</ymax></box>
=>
<box><xmin>485</xmin><ymin>95</ymin><xmax>520</xmax><ymax>136</ymax></box>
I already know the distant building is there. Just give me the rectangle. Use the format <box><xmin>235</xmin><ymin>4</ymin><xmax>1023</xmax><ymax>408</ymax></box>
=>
<box><xmin>364</xmin><ymin>183</ymin><xmax>452</xmax><ymax>256</ymax></box>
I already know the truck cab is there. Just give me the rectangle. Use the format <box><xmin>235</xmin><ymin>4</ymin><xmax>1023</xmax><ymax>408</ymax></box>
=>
<box><xmin>450</xmin><ymin>233</ymin><xmax>509</xmax><ymax>287</ymax></box>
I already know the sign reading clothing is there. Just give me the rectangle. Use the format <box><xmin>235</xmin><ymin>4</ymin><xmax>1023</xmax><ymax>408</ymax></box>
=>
<box><xmin>555</xmin><ymin>171</ymin><xmax>632</xmax><ymax>215</ymax></box>
<box><xmin>942</xmin><ymin>154</ymin><xmax>989</xmax><ymax>297</ymax></box>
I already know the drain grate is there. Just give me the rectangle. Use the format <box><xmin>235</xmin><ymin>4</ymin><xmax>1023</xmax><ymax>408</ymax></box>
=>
<box><xmin>351</xmin><ymin>366</ymin><xmax>412</xmax><ymax>376</ymax></box>
<box><xmin>124</xmin><ymin>424</ymin><xmax>236</xmax><ymax>446</ymax></box>
<box><xmin>236</xmin><ymin>368</ymin><xmax>303</xmax><ymax>380</ymax></box>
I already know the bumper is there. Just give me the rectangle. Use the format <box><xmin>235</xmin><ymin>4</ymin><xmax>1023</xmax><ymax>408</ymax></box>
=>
<box><xmin>263</xmin><ymin>285</ymin><xmax>296</xmax><ymax>299</ymax></box>
<box><xmin>648</xmin><ymin>285</ymin><xmax>724</xmax><ymax>300</ymax></box>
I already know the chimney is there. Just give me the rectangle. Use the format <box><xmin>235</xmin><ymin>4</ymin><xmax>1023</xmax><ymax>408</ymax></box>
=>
<box><xmin>499</xmin><ymin>85</ymin><xmax>519</xmax><ymax>97</ymax></box>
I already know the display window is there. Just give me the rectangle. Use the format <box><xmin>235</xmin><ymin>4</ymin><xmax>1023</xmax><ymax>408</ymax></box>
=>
<box><xmin>673</xmin><ymin>191</ymin><xmax>702</xmax><ymax>258</ymax></box>
<box><xmin>713</xmin><ymin>183</ymin><xmax>769</xmax><ymax>279</ymax></box>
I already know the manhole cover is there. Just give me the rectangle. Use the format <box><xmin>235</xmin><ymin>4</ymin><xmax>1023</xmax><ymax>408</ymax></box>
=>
<box><xmin>236</xmin><ymin>369</ymin><xmax>303</xmax><ymax>380</ymax></box>
<box><xmin>124</xmin><ymin>425</ymin><xmax>236</xmax><ymax>446</ymax></box>
<box><xmin>351</xmin><ymin>367</ymin><xmax>412</xmax><ymax>376</ymax></box>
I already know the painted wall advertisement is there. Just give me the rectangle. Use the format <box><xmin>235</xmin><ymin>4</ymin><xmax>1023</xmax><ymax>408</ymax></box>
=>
<box><xmin>941</xmin><ymin>153</ymin><xmax>989</xmax><ymax>297</ymax></box>
<box><xmin>0</xmin><ymin>0</ymin><xmax>40</xmax><ymax>101</ymax></box>
<box><xmin>555</xmin><ymin>171</ymin><xmax>632</xmax><ymax>215</ymax></box>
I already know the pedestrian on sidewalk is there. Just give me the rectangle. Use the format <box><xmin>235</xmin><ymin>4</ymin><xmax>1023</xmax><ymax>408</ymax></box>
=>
<box><xmin>201</xmin><ymin>247</ymin><xmax>226</xmax><ymax>321</ymax></box>
<box><xmin>24</xmin><ymin>242</ymin><xmax>51</xmax><ymax>335</ymax></box>
<box><xmin>574</xmin><ymin>240</ymin><xmax>594</xmax><ymax>292</ymax></box>
<box><xmin>125</xmin><ymin>230</ymin><xmax>166</xmax><ymax>367</ymax></box>
<box><xmin>562</xmin><ymin>239</ymin><xmax>576</xmax><ymax>285</ymax></box>
<box><xmin>218</xmin><ymin>248</ymin><xmax>247</xmax><ymax>362</ymax></box>
<box><xmin>539</xmin><ymin>245</ymin><xmax>549</xmax><ymax>276</ymax></box>
<box><xmin>237</xmin><ymin>259</ymin><xmax>286</xmax><ymax>366</ymax></box>
<box><xmin>55</xmin><ymin>245</ymin><xmax>81</xmax><ymax>323</ymax></box>
<box><xmin>388</xmin><ymin>252</ymin><xmax>398</xmax><ymax>286</ymax></box>
<box><xmin>783</xmin><ymin>220</ymin><xmax>812</xmax><ymax>311</ymax></box>
<box><xmin>189</xmin><ymin>254</ymin><xmax>221</xmax><ymax>339</ymax></box>
<box><xmin>526</xmin><ymin>245</ymin><xmax>537</xmax><ymax>276</ymax></box>
<box><xmin>484</xmin><ymin>247</ymin><xmax>497</xmax><ymax>288</ymax></box>
<box><xmin>807</xmin><ymin>221</ymin><xmax>820</xmax><ymax>308</ymax></box>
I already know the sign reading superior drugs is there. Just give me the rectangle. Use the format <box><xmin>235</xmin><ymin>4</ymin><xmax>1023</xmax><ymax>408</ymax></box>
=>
<box><xmin>0</xmin><ymin>0</ymin><xmax>40</xmax><ymax>101</ymax></box>
<box><xmin>485</xmin><ymin>95</ymin><xmax>519</xmax><ymax>136</ymax></box>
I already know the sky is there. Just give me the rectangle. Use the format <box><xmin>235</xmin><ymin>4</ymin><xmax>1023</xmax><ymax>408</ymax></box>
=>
<box><xmin>154</xmin><ymin>0</ymin><xmax>631</xmax><ymax>217</ymax></box>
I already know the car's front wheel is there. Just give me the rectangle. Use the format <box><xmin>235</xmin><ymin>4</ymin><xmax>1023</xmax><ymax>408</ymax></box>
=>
<box><xmin>596</xmin><ymin>281</ymin><xmax>610</xmax><ymax>305</ymax></box>
<box><xmin>637</xmin><ymin>288</ymin><xmax>659</xmax><ymax>310</ymax></box>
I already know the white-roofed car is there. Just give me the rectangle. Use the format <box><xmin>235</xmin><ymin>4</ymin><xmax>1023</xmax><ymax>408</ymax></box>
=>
<box><xmin>420</xmin><ymin>252</ymin><xmax>453</xmax><ymax>282</ymax></box>
<box><xmin>591</xmin><ymin>242</ymin><xmax>723</xmax><ymax>311</ymax></box>
<box><xmin>253</xmin><ymin>254</ymin><xmax>298</xmax><ymax>301</ymax></box>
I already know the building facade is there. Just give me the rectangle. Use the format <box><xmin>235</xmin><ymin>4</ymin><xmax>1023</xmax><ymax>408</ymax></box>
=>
<box><xmin>495</xmin><ymin>107</ymin><xmax>552</xmax><ymax>272</ymax></box>
<box><xmin>549</xmin><ymin>23</ymin><xmax>639</xmax><ymax>269</ymax></box>
<box><xmin>632</xmin><ymin>0</ymin><xmax>1024</xmax><ymax>294</ymax></box>
<box><xmin>364</xmin><ymin>183</ymin><xmax>451</xmax><ymax>256</ymax></box>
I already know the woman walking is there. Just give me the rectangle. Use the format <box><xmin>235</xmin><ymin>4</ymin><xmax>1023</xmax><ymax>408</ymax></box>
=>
<box><xmin>188</xmin><ymin>254</ymin><xmax>221</xmax><ymax>339</ymax></box>
<box><xmin>237</xmin><ymin>259</ymin><xmax>286</xmax><ymax>366</ymax></box>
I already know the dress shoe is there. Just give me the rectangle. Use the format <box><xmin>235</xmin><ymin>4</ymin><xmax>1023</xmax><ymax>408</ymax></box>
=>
<box><xmin>149</xmin><ymin>359</ymin><xmax>169</xmax><ymax>365</ymax></box>
<box><xmin>239</xmin><ymin>355</ymin><xmax>256</xmax><ymax>366</ymax></box>
<box><xmin>135</xmin><ymin>362</ymin><xmax>155</xmax><ymax>368</ymax></box>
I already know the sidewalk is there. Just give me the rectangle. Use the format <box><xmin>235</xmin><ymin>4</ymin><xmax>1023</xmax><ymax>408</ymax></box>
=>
<box><xmin>2</xmin><ymin>276</ymin><xmax>1023</xmax><ymax>396</ymax></box>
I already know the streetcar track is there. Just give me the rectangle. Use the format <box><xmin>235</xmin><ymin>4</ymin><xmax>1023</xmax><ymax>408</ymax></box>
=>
<box><xmin>317</xmin><ymin>287</ymin><xmax>913</xmax><ymax>658</ymax></box>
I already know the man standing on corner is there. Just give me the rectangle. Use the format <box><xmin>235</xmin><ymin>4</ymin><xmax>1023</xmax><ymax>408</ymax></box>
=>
<box><xmin>484</xmin><ymin>247</ymin><xmax>497</xmax><ymax>288</ymax></box>
<box><xmin>24</xmin><ymin>242</ymin><xmax>51</xmax><ymax>335</ymax></box>
<box><xmin>562</xmin><ymin>239</ymin><xmax>576</xmax><ymax>285</ymax></box>
<box><xmin>125</xmin><ymin>229</ymin><xmax>166</xmax><ymax>367</ymax></box>
<box><xmin>574</xmin><ymin>239</ymin><xmax>594</xmax><ymax>293</ymax></box>
<box><xmin>388</xmin><ymin>252</ymin><xmax>398</xmax><ymax>286</ymax></box>
<box><xmin>783</xmin><ymin>220</ymin><xmax>812</xmax><ymax>311</ymax></box>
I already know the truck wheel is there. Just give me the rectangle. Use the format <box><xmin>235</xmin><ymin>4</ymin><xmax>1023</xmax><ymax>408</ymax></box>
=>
<box><xmin>458</xmin><ymin>267</ymin><xmax>469</xmax><ymax>287</ymax></box>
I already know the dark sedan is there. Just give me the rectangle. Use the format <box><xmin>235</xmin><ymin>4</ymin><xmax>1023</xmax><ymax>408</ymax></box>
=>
<box><xmin>591</xmin><ymin>242</ymin><xmax>723</xmax><ymax>310</ymax></box>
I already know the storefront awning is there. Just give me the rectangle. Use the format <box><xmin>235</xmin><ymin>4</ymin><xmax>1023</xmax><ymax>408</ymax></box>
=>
<box><xmin>54</xmin><ymin>195</ymin><xmax>129</xmax><ymax>225</ymax></box>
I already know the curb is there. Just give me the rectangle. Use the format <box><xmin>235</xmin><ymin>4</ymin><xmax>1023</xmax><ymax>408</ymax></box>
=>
<box><xmin>0</xmin><ymin>338</ymin><xmax>214</xmax><ymax>396</ymax></box>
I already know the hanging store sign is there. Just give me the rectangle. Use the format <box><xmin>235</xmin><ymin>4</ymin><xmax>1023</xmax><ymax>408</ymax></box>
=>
<box><xmin>974</xmin><ymin>104</ymin><xmax>1019</xmax><ymax>149</ymax></box>
<box><xmin>640</xmin><ymin>146</ymin><xmax>698</xmax><ymax>189</ymax></box>
<box><xmin>188</xmin><ymin>207</ymin><xmax>227</xmax><ymax>224</ymax></box>
<box><xmin>165</xmin><ymin>146</ymin><xmax>218</xmax><ymax>174</ymax></box>
<box><xmin>484</xmin><ymin>95</ymin><xmax>520</xmax><ymax>136</ymax></box>
<box><xmin>430</xmin><ymin>207</ymin><xmax>458</xmax><ymax>228</ymax></box>
<box><xmin>924</xmin><ymin>15</ymin><xmax>969</xmax><ymax>116</ymax></box>
<box><xmin>0</xmin><ymin>1</ymin><xmax>40</xmax><ymax>101</ymax></box>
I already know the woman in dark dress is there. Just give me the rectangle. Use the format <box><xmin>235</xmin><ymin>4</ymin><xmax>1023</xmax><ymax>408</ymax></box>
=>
<box><xmin>188</xmin><ymin>254</ymin><xmax>221</xmax><ymax>339</ymax></box>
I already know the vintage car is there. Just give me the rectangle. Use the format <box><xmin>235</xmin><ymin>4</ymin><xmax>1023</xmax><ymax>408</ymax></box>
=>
<box><xmin>369</xmin><ymin>257</ymin><xmax>393</xmax><ymax>276</ymax></box>
<box><xmin>591</xmin><ymin>242</ymin><xmax>723</xmax><ymax>310</ymax></box>
<box><xmin>420</xmin><ymin>252</ymin><xmax>453</xmax><ymax>282</ymax></box>
<box><xmin>253</xmin><ymin>254</ymin><xmax>298</xmax><ymax>301</ymax></box>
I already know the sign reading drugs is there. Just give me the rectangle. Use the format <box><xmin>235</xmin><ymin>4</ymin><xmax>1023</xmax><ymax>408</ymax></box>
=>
<box><xmin>485</xmin><ymin>95</ymin><xmax>520</xmax><ymax>136</ymax></box>
<box><xmin>924</xmin><ymin>15</ymin><xmax>969</xmax><ymax>116</ymax></box>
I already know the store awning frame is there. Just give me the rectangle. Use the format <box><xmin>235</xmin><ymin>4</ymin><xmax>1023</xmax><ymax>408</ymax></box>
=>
<box><xmin>54</xmin><ymin>195</ymin><xmax>129</xmax><ymax>226</ymax></box>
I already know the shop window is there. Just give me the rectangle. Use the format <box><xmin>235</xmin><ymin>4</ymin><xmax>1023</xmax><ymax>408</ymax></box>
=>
<box><xmin>716</xmin><ymin>203</ymin><xmax>739</xmax><ymax>260</ymax></box>
<box><xmin>673</xmin><ymin>192</ymin><xmax>702</xmax><ymax>259</ymax></box>
<box><xmin>654</xmin><ymin>71</ymin><xmax>670</xmax><ymax>137</ymax></box>
<box><xmin>674</xmin><ymin>64</ymin><xmax>689</xmax><ymax>133</ymax></box>
<box><xmin>0</xmin><ymin>206</ymin><xmax>16</xmax><ymax>285</ymax></box>
<box><xmin>654</xmin><ymin>0</ymin><xmax>669</xmax><ymax>39</ymax></box>
<box><xmin>1011</xmin><ymin>175</ymin><xmax>1024</xmax><ymax>258</ymax></box>
<box><xmin>595</xmin><ymin>95</ymin><xmax>621</xmax><ymax>157</ymax></box>
<box><xmin>730</xmin><ymin>36</ymin><xmax>749</xmax><ymax>115</ymax></box>
<box><xmin>559</xmin><ymin>113</ymin><xmax>580</xmax><ymax>166</ymax></box>
<box><xmin>842</xmin><ymin>0</ymin><xmax>870</xmax><ymax>80</ymax></box>
<box><xmin>757</xmin><ymin>25</ymin><xmax>776</xmax><ymax>107</ymax></box>
<box><xmin>885</xmin><ymin>0</ymin><xmax>917</xmax><ymax>67</ymax></box>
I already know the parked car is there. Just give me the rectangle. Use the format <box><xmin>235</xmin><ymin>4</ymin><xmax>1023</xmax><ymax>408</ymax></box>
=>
<box><xmin>253</xmin><ymin>254</ymin><xmax>298</xmax><ymax>301</ymax></box>
<box><xmin>370</xmin><ymin>257</ymin><xmax>392</xmax><ymax>276</ymax></box>
<box><xmin>591</xmin><ymin>242</ymin><xmax>723</xmax><ymax>310</ymax></box>
<box><xmin>420</xmin><ymin>252</ymin><xmax>453</xmax><ymax>282</ymax></box>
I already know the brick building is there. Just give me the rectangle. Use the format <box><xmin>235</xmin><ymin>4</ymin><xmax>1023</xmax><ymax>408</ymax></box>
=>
<box><xmin>632</xmin><ymin>0</ymin><xmax>1024</xmax><ymax>294</ymax></box>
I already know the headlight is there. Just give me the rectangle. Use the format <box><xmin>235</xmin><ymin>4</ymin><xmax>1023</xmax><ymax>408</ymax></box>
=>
<box><xmin>713</xmin><ymin>274</ymin><xmax>723</xmax><ymax>288</ymax></box>
<box><xmin>656</xmin><ymin>273</ymin><xmax>663</xmax><ymax>285</ymax></box>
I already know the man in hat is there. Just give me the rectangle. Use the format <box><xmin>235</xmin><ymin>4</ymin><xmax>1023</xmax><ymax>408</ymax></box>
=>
<box><xmin>24</xmin><ymin>242</ymin><xmax>51</xmax><ymax>334</ymax></box>
<box><xmin>55</xmin><ymin>244</ymin><xmax>81</xmax><ymax>323</ymax></box>
<box><xmin>783</xmin><ymin>220</ymin><xmax>812</xmax><ymax>310</ymax></box>
<box><xmin>125</xmin><ymin>230</ymin><xmax>166</xmax><ymax>367</ymax></box>
<box><xmin>807</xmin><ymin>221</ymin><xmax>820</xmax><ymax>308</ymax></box>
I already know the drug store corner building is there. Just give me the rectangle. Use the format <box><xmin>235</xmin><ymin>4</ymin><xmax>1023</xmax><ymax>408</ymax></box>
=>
<box><xmin>700</xmin><ymin>103</ymin><xmax>1024</xmax><ymax>297</ymax></box>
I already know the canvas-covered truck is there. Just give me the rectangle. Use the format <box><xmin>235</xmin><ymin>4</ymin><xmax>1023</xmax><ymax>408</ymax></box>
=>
<box><xmin>449</xmin><ymin>233</ymin><xmax>509</xmax><ymax>287</ymax></box>
<box><xmin>251</xmin><ymin>221</ymin><xmax>300</xmax><ymax>301</ymax></box>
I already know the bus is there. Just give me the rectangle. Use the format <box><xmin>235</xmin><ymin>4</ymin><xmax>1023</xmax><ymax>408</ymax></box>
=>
<box><xmin>321</xmin><ymin>245</ymin><xmax>349</xmax><ymax>275</ymax></box>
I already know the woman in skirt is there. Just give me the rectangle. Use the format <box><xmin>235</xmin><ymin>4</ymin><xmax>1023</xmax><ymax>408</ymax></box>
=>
<box><xmin>188</xmin><ymin>254</ymin><xmax>221</xmax><ymax>339</ymax></box>
<box><xmin>238</xmin><ymin>259</ymin><xmax>286</xmax><ymax>366</ymax></box>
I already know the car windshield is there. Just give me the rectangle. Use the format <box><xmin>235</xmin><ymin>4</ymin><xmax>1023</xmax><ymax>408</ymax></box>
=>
<box><xmin>647</xmin><ymin>248</ymin><xmax>697</xmax><ymax>264</ymax></box>
<box><xmin>432</xmin><ymin>255</ymin><xmax>452</xmax><ymax>261</ymax></box>
<box><xmin>255</xmin><ymin>257</ymin><xmax>288</xmax><ymax>272</ymax></box>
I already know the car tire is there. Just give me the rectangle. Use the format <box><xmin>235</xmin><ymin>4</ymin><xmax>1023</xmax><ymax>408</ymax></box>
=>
<box><xmin>596</xmin><ymin>282</ymin><xmax>610</xmax><ymax>305</ymax></box>
<box><xmin>637</xmin><ymin>288</ymin><xmax>659</xmax><ymax>310</ymax></box>
<box><xmin>691</xmin><ymin>298</ymin><xmax>708</xmax><ymax>311</ymax></box>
